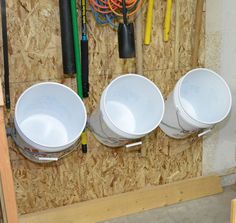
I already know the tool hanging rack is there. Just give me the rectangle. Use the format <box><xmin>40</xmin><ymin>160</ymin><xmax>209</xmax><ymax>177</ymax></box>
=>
<box><xmin>89</xmin><ymin>0</ymin><xmax>143</xmax><ymax>29</ymax></box>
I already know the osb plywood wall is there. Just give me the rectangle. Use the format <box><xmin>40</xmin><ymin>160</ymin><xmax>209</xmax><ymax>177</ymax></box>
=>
<box><xmin>1</xmin><ymin>0</ymin><xmax>204</xmax><ymax>215</ymax></box>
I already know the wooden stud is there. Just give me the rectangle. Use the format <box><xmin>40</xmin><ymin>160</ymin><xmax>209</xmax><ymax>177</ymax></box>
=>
<box><xmin>231</xmin><ymin>199</ymin><xmax>236</xmax><ymax>223</ymax></box>
<box><xmin>0</xmin><ymin>176</ymin><xmax>8</xmax><ymax>223</ymax></box>
<box><xmin>0</xmin><ymin>108</ymin><xmax>19</xmax><ymax>223</ymax></box>
<box><xmin>19</xmin><ymin>176</ymin><xmax>222</xmax><ymax>223</ymax></box>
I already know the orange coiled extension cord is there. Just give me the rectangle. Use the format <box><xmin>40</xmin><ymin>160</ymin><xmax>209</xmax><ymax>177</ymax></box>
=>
<box><xmin>89</xmin><ymin>0</ymin><xmax>142</xmax><ymax>17</ymax></box>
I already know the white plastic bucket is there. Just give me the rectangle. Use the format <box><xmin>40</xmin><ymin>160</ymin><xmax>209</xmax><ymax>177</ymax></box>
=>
<box><xmin>13</xmin><ymin>82</ymin><xmax>87</xmax><ymax>162</ymax></box>
<box><xmin>88</xmin><ymin>74</ymin><xmax>165</xmax><ymax>147</ymax></box>
<box><xmin>159</xmin><ymin>68</ymin><xmax>232</xmax><ymax>138</ymax></box>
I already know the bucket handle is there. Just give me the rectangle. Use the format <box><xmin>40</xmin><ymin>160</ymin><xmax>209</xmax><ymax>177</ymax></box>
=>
<box><xmin>161</xmin><ymin>108</ymin><xmax>215</xmax><ymax>138</ymax></box>
<box><xmin>125</xmin><ymin>141</ymin><xmax>142</xmax><ymax>148</ymax></box>
<box><xmin>87</xmin><ymin>113</ymin><xmax>136</xmax><ymax>147</ymax></box>
<box><xmin>198</xmin><ymin>127</ymin><xmax>214</xmax><ymax>137</ymax></box>
<box><xmin>11</xmin><ymin>126</ymin><xmax>61</xmax><ymax>161</ymax></box>
<box><xmin>176</xmin><ymin>108</ymin><xmax>216</xmax><ymax>137</ymax></box>
<box><xmin>38</xmin><ymin>157</ymin><xmax>59</xmax><ymax>161</ymax></box>
<box><xmin>161</xmin><ymin>108</ymin><xmax>196</xmax><ymax>135</ymax></box>
<box><xmin>10</xmin><ymin>120</ymin><xmax>78</xmax><ymax>162</ymax></box>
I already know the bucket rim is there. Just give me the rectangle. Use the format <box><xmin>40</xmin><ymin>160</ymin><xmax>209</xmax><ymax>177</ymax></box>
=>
<box><xmin>101</xmin><ymin>73</ymin><xmax>165</xmax><ymax>137</ymax></box>
<box><xmin>14</xmin><ymin>82</ymin><xmax>87</xmax><ymax>152</ymax></box>
<box><xmin>177</xmin><ymin>68</ymin><xmax>232</xmax><ymax>125</ymax></box>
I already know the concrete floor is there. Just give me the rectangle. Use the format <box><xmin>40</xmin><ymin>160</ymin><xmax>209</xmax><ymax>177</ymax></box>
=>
<box><xmin>101</xmin><ymin>185</ymin><xmax>236</xmax><ymax>223</ymax></box>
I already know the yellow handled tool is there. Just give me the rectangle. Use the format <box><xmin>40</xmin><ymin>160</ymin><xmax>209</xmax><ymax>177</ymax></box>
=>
<box><xmin>144</xmin><ymin>0</ymin><xmax>154</xmax><ymax>45</ymax></box>
<box><xmin>164</xmin><ymin>0</ymin><xmax>172</xmax><ymax>42</ymax></box>
<box><xmin>81</xmin><ymin>131</ymin><xmax>87</xmax><ymax>153</ymax></box>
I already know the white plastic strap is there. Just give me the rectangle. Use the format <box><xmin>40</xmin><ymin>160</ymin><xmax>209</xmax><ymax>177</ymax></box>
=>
<box><xmin>125</xmin><ymin>141</ymin><xmax>142</xmax><ymax>148</ymax></box>
<box><xmin>198</xmin><ymin>129</ymin><xmax>212</xmax><ymax>137</ymax></box>
<box><xmin>38</xmin><ymin>157</ymin><xmax>59</xmax><ymax>161</ymax></box>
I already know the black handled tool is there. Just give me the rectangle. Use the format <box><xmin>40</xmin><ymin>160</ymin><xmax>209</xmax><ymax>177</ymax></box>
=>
<box><xmin>118</xmin><ymin>0</ymin><xmax>135</xmax><ymax>58</ymax></box>
<box><xmin>59</xmin><ymin>0</ymin><xmax>76</xmax><ymax>74</ymax></box>
<box><xmin>1</xmin><ymin>0</ymin><xmax>10</xmax><ymax>109</ymax></box>
<box><xmin>81</xmin><ymin>0</ymin><xmax>89</xmax><ymax>98</ymax></box>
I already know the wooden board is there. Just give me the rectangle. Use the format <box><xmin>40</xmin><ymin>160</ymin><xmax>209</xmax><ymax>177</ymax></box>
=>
<box><xmin>0</xmin><ymin>108</ymin><xmax>18</xmax><ymax>223</ymax></box>
<box><xmin>19</xmin><ymin>176</ymin><xmax>222</xmax><ymax>223</ymax></box>
<box><xmin>0</xmin><ymin>0</ymin><xmax>205</xmax><ymax>215</ymax></box>
<box><xmin>231</xmin><ymin>199</ymin><xmax>236</xmax><ymax>223</ymax></box>
<box><xmin>0</xmin><ymin>175</ymin><xmax>8</xmax><ymax>223</ymax></box>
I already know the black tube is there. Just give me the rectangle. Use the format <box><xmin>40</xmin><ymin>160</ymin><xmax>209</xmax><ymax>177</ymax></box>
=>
<box><xmin>1</xmin><ymin>0</ymin><xmax>10</xmax><ymax>109</ymax></box>
<box><xmin>59</xmin><ymin>0</ymin><xmax>76</xmax><ymax>74</ymax></box>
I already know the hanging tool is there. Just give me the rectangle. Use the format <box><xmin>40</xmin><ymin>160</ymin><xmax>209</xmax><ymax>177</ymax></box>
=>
<box><xmin>135</xmin><ymin>9</ymin><xmax>145</xmax><ymax>155</ymax></box>
<box><xmin>1</xmin><ymin>0</ymin><xmax>10</xmax><ymax>109</ymax></box>
<box><xmin>89</xmin><ymin>0</ymin><xmax>142</xmax><ymax>29</ymax></box>
<box><xmin>81</xmin><ymin>0</ymin><xmax>89</xmax><ymax>98</ymax></box>
<box><xmin>174</xmin><ymin>0</ymin><xmax>180</xmax><ymax>72</ymax></box>
<box><xmin>71</xmin><ymin>0</ymin><xmax>88</xmax><ymax>153</ymax></box>
<box><xmin>89</xmin><ymin>0</ymin><xmax>143</xmax><ymax>59</ymax></box>
<box><xmin>192</xmin><ymin>0</ymin><xmax>204</xmax><ymax>67</ymax></box>
<box><xmin>59</xmin><ymin>0</ymin><xmax>76</xmax><ymax>75</ymax></box>
<box><xmin>118</xmin><ymin>0</ymin><xmax>135</xmax><ymax>58</ymax></box>
<box><xmin>164</xmin><ymin>0</ymin><xmax>172</xmax><ymax>42</ymax></box>
<box><xmin>135</xmin><ymin>9</ymin><xmax>143</xmax><ymax>73</ymax></box>
<box><xmin>144</xmin><ymin>0</ymin><xmax>154</xmax><ymax>45</ymax></box>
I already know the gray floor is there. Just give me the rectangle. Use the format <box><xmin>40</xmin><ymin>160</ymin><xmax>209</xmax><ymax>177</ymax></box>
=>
<box><xmin>101</xmin><ymin>185</ymin><xmax>236</xmax><ymax>223</ymax></box>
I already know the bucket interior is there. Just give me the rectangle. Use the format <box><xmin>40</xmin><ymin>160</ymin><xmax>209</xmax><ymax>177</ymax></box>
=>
<box><xmin>179</xmin><ymin>69</ymin><xmax>232</xmax><ymax>124</ymax></box>
<box><xmin>15</xmin><ymin>83</ymin><xmax>86</xmax><ymax>150</ymax></box>
<box><xmin>103</xmin><ymin>74</ymin><xmax>164</xmax><ymax>135</ymax></box>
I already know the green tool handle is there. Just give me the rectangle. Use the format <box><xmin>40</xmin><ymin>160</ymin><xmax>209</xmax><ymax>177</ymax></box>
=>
<box><xmin>71</xmin><ymin>0</ymin><xmax>83</xmax><ymax>98</ymax></box>
<box><xmin>71</xmin><ymin>0</ymin><xmax>87</xmax><ymax>153</ymax></box>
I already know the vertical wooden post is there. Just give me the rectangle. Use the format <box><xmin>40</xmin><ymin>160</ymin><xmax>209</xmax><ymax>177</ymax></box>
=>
<box><xmin>231</xmin><ymin>199</ymin><xmax>236</xmax><ymax>223</ymax></box>
<box><xmin>0</xmin><ymin>84</ymin><xmax>18</xmax><ymax>223</ymax></box>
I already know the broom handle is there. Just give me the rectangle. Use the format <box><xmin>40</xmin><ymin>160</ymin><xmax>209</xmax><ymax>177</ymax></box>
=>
<box><xmin>192</xmin><ymin>0</ymin><xmax>204</xmax><ymax>67</ymax></box>
<box><xmin>144</xmin><ymin>0</ymin><xmax>154</xmax><ymax>45</ymax></box>
<box><xmin>174</xmin><ymin>0</ymin><xmax>180</xmax><ymax>72</ymax></box>
<box><xmin>71</xmin><ymin>0</ymin><xmax>83</xmax><ymax>98</ymax></box>
<box><xmin>135</xmin><ymin>10</ymin><xmax>143</xmax><ymax>74</ymax></box>
<box><xmin>71</xmin><ymin>0</ymin><xmax>88</xmax><ymax>153</ymax></box>
<box><xmin>164</xmin><ymin>0</ymin><xmax>172</xmax><ymax>42</ymax></box>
